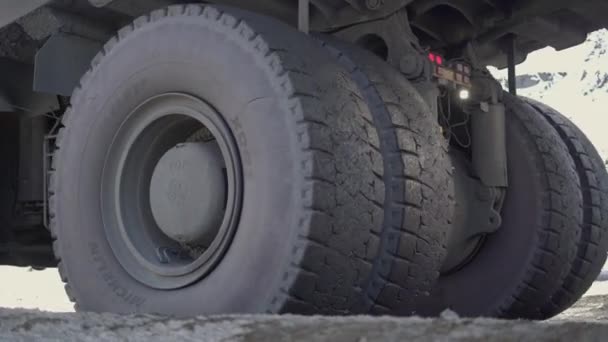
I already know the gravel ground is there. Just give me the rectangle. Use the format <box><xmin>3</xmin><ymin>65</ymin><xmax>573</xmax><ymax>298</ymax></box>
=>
<box><xmin>0</xmin><ymin>296</ymin><xmax>607</xmax><ymax>341</ymax></box>
<box><xmin>555</xmin><ymin>295</ymin><xmax>608</xmax><ymax>322</ymax></box>
<box><xmin>1</xmin><ymin>267</ymin><xmax>608</xmax><ymax>341</ymax></box>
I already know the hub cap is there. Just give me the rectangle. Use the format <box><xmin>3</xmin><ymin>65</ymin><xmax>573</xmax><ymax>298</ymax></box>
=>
<box><xmin>149</xmin><ymin>141</ymin><xmax>226</xmax><ymax>246</ymax></box>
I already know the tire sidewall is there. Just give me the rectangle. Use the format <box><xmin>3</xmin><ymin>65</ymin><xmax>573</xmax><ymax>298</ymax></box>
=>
<box><xmin>428</xmin><ymin>115</ymin><xmax>543</xmax><ymax>315</ymax></box>
<box><xmin>56</xmin><ymin>17</ymin><xmax>303</xmax><ymax>315</ymax></box>
<box><xmin>421</xmin><ymin>96</ymin><xmax>580</xmax><ymax>317</ymax></box>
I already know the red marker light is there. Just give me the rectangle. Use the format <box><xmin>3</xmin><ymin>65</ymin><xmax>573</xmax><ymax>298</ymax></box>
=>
<box><xmin>428</xmin><ymin>52</ymin><xmax>444</xmax><ymax>65</ymax></box>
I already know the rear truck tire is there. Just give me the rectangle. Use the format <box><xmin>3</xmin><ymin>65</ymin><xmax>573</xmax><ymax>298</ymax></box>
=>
<box><xmin>419</xmin><ymin>92</ymin><xmax>582</xmax><ymax>319</ymax></box>
<box><xmin>319</xmin><ymin>38</ymin><xmax>454</xmax><ymax>315</ymax></box>
<box><xmin>524</xmin><ymin>98</ymin><xmax>608</xmax><ymax>317</ymax></box>
<box><xmin>49</xmin><ymin>4</ymin><xmax>386</xmax><ymax>315</ymax></box>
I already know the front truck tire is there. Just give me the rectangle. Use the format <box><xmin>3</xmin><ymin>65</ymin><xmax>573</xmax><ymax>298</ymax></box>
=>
<box><xmin>420</xmin><ymin>93</ymin><xmax>583</xmax><ymax>319</ymax></box>
<box><xmin>525</xmin><ymin>98</ymin><xmax>608</xmax><ymax>317</ymax></box>
<box><xmin>49</xmin><ymin>4</ymin><xmax>387</xmax><ymax>315</ymax></box>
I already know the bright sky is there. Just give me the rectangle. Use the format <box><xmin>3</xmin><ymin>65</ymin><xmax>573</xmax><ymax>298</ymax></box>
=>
<box><xmin>490</xmin><ymin>29</ymin><xmax>608</xmax><ymax>161</ymax></box>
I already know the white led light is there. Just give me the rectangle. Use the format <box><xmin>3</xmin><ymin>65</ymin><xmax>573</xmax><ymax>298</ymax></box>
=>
<box><xmin>459</xmin><ymin>89</ymin><xmax>470</xmax><ymax>100</ymax></box>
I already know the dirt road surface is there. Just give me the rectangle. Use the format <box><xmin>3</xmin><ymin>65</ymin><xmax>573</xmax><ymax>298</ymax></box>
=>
<box><xmin>0</xmin><ymin>295</ymin><xmax>607</xmax><ymax>341</ymax></box>
<box><xmin>1</xmin><ymin>267</ymin><xmax>608</xmax><ymax>341</ymax></box>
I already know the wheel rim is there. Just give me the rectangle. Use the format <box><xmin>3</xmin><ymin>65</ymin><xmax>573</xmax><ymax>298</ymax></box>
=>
<box><xmin>101</xmin><ymin>93</ymin><xmax>243</xmax><ymax>289</ymax></box>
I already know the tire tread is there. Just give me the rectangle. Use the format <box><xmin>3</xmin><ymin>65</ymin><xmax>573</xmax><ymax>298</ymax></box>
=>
<box><xmin>525</xmin><ymin>97</ymin><xmax>608</xmax><ymax>316</ymax></box>
<box><xmin>50</xmin><ymin>4</ymin><xmax>384</xmax><ymax>314</ymax></box>
<box><xmin>319</xmin><ymin>39</ymin><xmax>454</xmax><ymax>314</ymax></box>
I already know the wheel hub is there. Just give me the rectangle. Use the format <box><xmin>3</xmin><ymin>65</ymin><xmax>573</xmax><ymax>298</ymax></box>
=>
<box><xmin>149</xmin><ymin>141</ymin><xmax>226</xmax><ymax>246</ymax></box>
<box><xmin>101</xmin><ymin>93</ymin><xmax>243</xmax><ymax>289</ymax></box>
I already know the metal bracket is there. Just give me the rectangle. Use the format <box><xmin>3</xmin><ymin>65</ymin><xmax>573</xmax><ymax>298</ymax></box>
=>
<box><xmin>333</xmin><ymin>9</ymin><xmax>420</xmax><ymax>71</ymax></box>
<box><xmin>442</xmin><ymin>151</ymin><xmax>504</xmax><ymax>273</ymax></box>
<box><xmin>506</xmin><ymin>34</ymin><xmax>517</xmax><ymax>95</ymax></box>
<box><xmin>470</xmin><ymin>101</ymin><xmax>508</xmax><ymax>188</ymax></box>
<box><xmin>42</xmin><ymin>112</ymin><xmax>62</xmax><ymax>230</ymax></box>
<box><xmin>34</xmin><ymin>33</ymin><xmax>103</xmax><ymax>96</ymax></box>
<box><xmin>298</xmin><ymin>0</ymin><xmax>310</xmax><ymax>34</ymax></box>
<box><xmin>467</xmin><ymin>70</ymin><xmax>508</xmax><ymax>188</ymax></box>
<box><xmin>332</xmin><ymin>9</ymin><xmax>441</xmax><ymax>114</ymax></box>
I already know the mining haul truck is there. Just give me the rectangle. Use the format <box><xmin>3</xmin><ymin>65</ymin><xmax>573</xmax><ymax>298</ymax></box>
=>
<box><xmin>1</xmin><ymin>0</ymin><xmax>607</xmax><ymax>319</ymax></box>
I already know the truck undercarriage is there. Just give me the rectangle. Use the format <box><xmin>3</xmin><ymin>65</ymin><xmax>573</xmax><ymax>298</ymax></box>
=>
<box><xmin>0</xmin><ymin>0</ymin><xmax>607</xmax><ymax>319</ymax></box>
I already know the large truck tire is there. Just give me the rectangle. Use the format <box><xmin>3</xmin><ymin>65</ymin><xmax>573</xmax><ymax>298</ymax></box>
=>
<box><xmin>320</xmin><ymin>38</ymin><xmax>454</xmax><ymax>315</ymax></box>
<box><xmin>420</xmin><ymin>93</ymin><xmax>582</xmax><ymax>319</ymax></box>
<box><xmin>49</xmin><ymin>4</ymin><xmax>385</xmax><ymax>315</ymax></box>
<box><xmin>525</xmin><ymin>98</ymin><xmax>608</xmax><ymax>317</ymax></box>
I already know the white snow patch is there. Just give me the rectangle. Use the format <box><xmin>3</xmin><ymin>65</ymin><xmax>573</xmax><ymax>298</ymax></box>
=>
<box><xmin>490</xmin><ymin>29</ymin><xmax>608</xmax><ymax>161</ymax></box>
